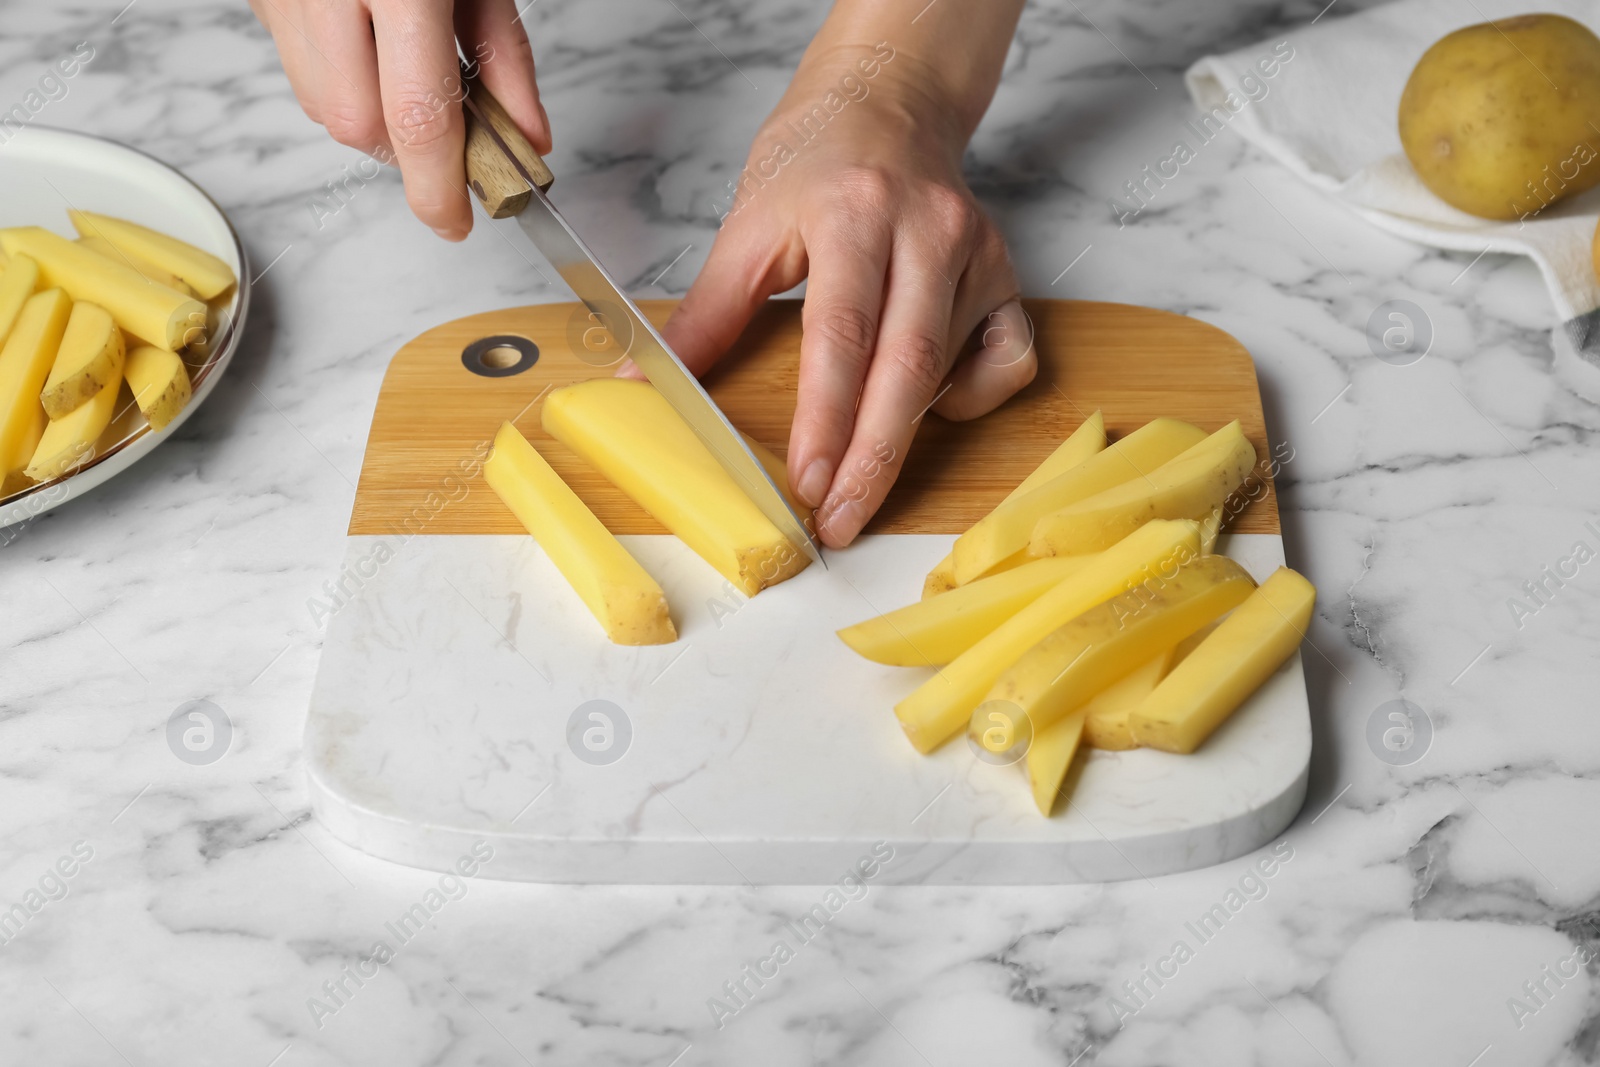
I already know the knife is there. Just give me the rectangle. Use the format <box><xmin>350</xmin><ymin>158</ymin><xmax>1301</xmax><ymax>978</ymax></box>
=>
<box><xmin>458</xmin><ymin>67</ymin><xmax>823</xmax><ymax>567</ymax></box>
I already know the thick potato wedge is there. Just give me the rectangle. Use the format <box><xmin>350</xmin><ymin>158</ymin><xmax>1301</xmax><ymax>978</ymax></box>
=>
<box><xmin>40</xmin><ymin>302</ymin><xmax>124</xmax><ymax>418</ymax></box>
<box><xmin>124</xmin><ymin>345</ymin><xmax>192</xmax><ymax>431</ymax></box>
<box><xmin>0</xmin><ymin>253</ymin><xmax>39</xmax><ymax>350</ymax></box>
<box><xmin>893</xmin><ymin>519</ymin><xmax>1201</xmax><ymax>754</ymax></box>
<box><xmin>484</xmin><ymin>422</ymin><xmax>676</xmax><ymax>645</ymax></box>
<box><xmin>1031</xmin><ymin>421</ymin><xmax>1256</xmax><ymax>557</ymax></box>
<box><xmin>0</xmin><ymin>227</ymin><xmax>205</xmax><ymax>351</ymax></box>
<box><xmin>27</xmin><ymin>375</ymin><xmax>127</xmax><ymax>481</ymax></box>
<box><xmin>0</xmin><ymin>289</ymin><xmax>72</xmax><ymax>476</ymax></box>
<box><xmin>76</xmin><ymin>235</ymin><xmax>199</xmax><ymax>299</ymax></box>
<box><xmin>1027</xmin><ymin>707</ymin><xmax>1088</xmax><ymax>816</ymax></box>
<box><xmin>543</xmin><ymin>379</ymin><xmax>808</xmax><ymax>596</ymax></box>
<box><xmin>1130</xmin><ymin>567</ymin><xmax>1316</xmax><ymax>753</ymax></box>
<box><xmin>975</xmin><ymin>555</ymin><xmax>1257</xmax><ymax>751</ymax></box>
<box><xmin>839</xmin><ymin>555</ymin><xmax>1092</xmax><ymax>667</ymax></box>
<box><xmin>922</xmin><ymin>411</ymin><xmax>1106</xmax><ymax>599</ymax></box>
<box><xmin>951</xmin><ymin>418</ymin><xmax>1206</xmax><ymax>587</ymax></box>
<box><xmin>68</xmin><ymin>210</ymin><xmax>236</xmax><ymax>300</ymax></box>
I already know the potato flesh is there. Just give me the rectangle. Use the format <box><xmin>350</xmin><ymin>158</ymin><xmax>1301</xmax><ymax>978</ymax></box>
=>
<box><xmin>893</xmin><ymin>518</ymin><xmax>1201</xmax><ymax>754</ymax></box>
<box><xmin>0</xmin><ymin>253</ymin><xmax>39</xmax><ymax>350</ymax></box>
<box><xmin>921</xmin><ymin>410</ymin><xmax>1106</xmax><ymax>599</ymax></box>
<box><xmin>124</xmin><ymin>344</ymin><xmax>192</xmax><ymax>431</ymax></box>
<box><xmin>41</xmin><ymin>302</ymin><xmax>124</xmax><ymax>418</ymax></box>
<box><xmin>1081</xmin><ymin>647</ymin><xmax>1175</xmax><ymax>750</ymax></box>
<box><xmin>1027</xmin><ymin>707</ymin><xmax>1088</xmax><ymax>816</ymax></box>
<box><xmin>483</xmin><ymin>422</ymin><xmax>676</xmax><ymax>646</ymax></box>
<box><xmin>976</xmin><ymin>555</ymin><xmax>1257</xmax><ymax>750</ymax></box>
<box><xmin>1030</xmin><ymin>421</ymin><xmax>1256</xmax><ymax>557</ymax></box>
<box><xmin>543</xmin><ymin>378</ymin><xmax>808</xmax><ymax>597</ymax></box>
<box><xmin>77</xmin><ymin>236</ymin><xmax>198</xmax><ymax>299</ymax></box>
<box><xmin>0</xmin><ymin>289</ymin><xmax>72</xmax><ymax>476</ymax></box>
<box><xmin>0</xmin><ymin>227</ymin><xmax>205</xmax><ymax>351</ymax></box>
<box><xmin>69</xmin><ymin>210</ymin><xmax>236</xmax><ymax>300</ymax></box>
<box><xmin>839</xmin><ymin>555</ymin><xmax>1092</xmax><ymax>667</ymax></box>
<box><xmin>1130</xmin><ymin>567</ymin><xmax>1315</xmax><ymax>754</ymax></box>
<box><xmin>27</xmin><ymin>373</ymin><xmax>127</xmax><ymax>481</ymax></box>
<box><xmin>951</xmin><ymin>418</ymin><xmax>1205</xmax><ymax>587</ymax></box>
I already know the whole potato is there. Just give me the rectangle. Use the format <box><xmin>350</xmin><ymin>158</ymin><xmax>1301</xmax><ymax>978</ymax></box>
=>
<box><xmin>1399</xmin><ymin>14</ymin><xmax>1600</xmax><ymax>220</ymax></box>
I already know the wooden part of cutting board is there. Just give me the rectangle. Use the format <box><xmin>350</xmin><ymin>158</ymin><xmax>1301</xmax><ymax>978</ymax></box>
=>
<box><xmin>349</xmin><ymin>299</ymin><xmax>1278</xmax><ymax>536</ymax></box>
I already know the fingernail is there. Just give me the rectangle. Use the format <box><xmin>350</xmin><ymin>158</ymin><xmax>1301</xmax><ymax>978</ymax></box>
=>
<box><xmin>432</xmin><ymin>226</ymin><xmax>465</xmax><ymax>242</ymax></box>
<box><xmin>797</xmin><ymin>459</ymin><xmax>833</xmax><ymax>508</ymax></box>
<box><xmin>614</xmin><ymin>358</ymin><xmax>643</xmax><ymax>379</ymax></box>
<box><xmin>816</xmin><ymin>490</ymin><xmax>862</xmax><ymax>547</ymax></box>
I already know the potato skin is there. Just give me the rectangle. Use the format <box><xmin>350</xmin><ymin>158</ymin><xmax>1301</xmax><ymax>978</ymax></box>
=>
<box><xmin>1398</xmin><ymin>14</ymin><xmax>1600</xmax><ymax>220</ymax></box>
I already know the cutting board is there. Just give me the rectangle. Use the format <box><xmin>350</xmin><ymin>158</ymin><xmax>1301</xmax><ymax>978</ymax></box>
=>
<box><xmin>306</xmin><ymin>300</ymin><xmax>1308</xmax><ymax>884</ymax></box>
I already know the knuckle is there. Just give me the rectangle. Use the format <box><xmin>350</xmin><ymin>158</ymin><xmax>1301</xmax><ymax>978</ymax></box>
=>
<box><xmin>806</xmin><ymin>303</ymin><xmax>877</xmax><ymax>361</ymax></box>
<box><xmin>386</xmin><ymin>93</ymin><xmax>456</xmax><ymax>149</ymax></box>
<box><xmin>831</xmin><ymin>168</ymin><xmax>895</xmax><ymax>218</ymax></box>
<box><xmin>888</xmin><ymin>332</ymin><xmax>948</xmax><ymax>395</ymax></box>
<box><xmin>322</xmin><ymin>102</ymin><xmax>382</xmax><ymax>150</ymax></box>
<box><xmin>923</xmin><ymin>187</ymin><xmax>975</xmax><ymax>242</ymax></box>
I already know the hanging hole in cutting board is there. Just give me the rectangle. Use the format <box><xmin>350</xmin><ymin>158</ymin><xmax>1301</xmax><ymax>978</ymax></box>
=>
<box><xmin>462</xmin><ymin>335</ymin><xmax>539</xmax><ymax>377</ymax></box>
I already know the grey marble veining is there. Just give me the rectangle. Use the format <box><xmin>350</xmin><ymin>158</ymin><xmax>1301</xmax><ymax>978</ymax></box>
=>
<box><xmin>3</xmin><ymin>0</ymin><xmax>1599</xmax><ymax>1063</ymax></box>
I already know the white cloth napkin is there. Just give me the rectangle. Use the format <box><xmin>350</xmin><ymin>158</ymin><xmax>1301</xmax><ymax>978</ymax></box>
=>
<box><xmin>1185</xmin><ymin>0</ymin><xmax>1600</xmax><ymax>399</ymax></box>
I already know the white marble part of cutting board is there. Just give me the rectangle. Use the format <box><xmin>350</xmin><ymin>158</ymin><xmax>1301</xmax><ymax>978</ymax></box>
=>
<box><xmin>306</xmin><ymin>532</ymin><xmax>1309</xmax><ymax>884</ymax></box>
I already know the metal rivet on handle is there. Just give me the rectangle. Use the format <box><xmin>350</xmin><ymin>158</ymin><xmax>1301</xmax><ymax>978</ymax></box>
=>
<box><xmin>462</xmin><ymin>335</ymin><xmax>539</xmax><ymax>377</ymax></box>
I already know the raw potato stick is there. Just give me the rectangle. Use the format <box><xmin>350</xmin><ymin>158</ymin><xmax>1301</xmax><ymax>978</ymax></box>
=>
<box><xmin>483</xmin><ymin>421</ymin><xmax>676</xmax><ymax>646</ymax></box>
<box><xmin>69</xmin><ymin>209</ymin><xmax>236</xmax><ymax>300</ymax></box>
<box><xmin>1130</xmin><ymin>567</ymin><xmax>1316</xmax><ymax>753</ymax></box>
<box><xmin>0</xmin><ymin>227</ymin><xmax>205</xmax><ymax>352</ymax></box>
<box><xmin>951</xmin><ymin>417</ymin><xmax>1205</xmax><ymax>586</ymax></box>
<box><xmin>921</xmin><ymin>411</ymin><xmax>1106</xmax><ymax>598</ymax></box>
<box><xmin>124</xmin><ymin>345</ymin><xmax>192</xmax><ymax>431</ymax></box>
<box><xmin>40</xmin><ymin>302</ymin><xmax>124</xmax><ymax>418</ymax></box>
<box><xmin>839</xmin><ymin>555</ymin><xmax>1093</xmax><ymax>667</ymax></box>
<box><xmin>543</xmin><ymin>378</ymin><xmax>808</xmax><ymax>597</ymax></box>
<box><xmin>893</xmin><ymin>519</ymin><xmax>1201</xmax><ymax>754</ymax></box>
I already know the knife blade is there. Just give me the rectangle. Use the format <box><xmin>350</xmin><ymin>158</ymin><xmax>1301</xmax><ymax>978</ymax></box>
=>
<box><xmin>459</xmin><ymin>76</ymin><xmax>823</xmax><ymax>567</ymax></box>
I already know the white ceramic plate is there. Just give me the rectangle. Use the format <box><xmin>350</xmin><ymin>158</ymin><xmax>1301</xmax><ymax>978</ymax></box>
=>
<box><xmin>0</xmin><ymin>126</ymin><xmax>249</xmax><ymax>530</ymax></box>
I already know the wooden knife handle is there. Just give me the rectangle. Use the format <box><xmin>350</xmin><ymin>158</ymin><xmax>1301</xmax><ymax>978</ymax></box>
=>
<box><xmin>461</xmin><ymin>62</ymin><xmax>554</xmax><ymax>219</ymax></box>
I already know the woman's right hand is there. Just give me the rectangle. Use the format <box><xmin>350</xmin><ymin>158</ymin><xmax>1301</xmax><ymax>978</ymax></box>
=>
<box><xmin>250</xmin><ymin>0</ymin><xmax>551</xmax><ymax>240</ymax></box>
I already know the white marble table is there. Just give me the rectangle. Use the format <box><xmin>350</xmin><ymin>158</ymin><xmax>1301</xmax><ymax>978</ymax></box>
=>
<box><xmin>4</xmin><ymin>1</ymin><xmax>1598</xmax><ymax>1064</ymax></box>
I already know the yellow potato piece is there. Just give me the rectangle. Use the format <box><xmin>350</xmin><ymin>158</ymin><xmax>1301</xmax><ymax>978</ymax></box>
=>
<box><xmin>921</xmin><ymin>411</ymin><xmax>1106</xmax><ymax>599</ymax></box>
<box><xmin>952</xmin><ymin>417</ymin><xmax>1205</xmax><ymax>587</ymax></box>
<box><xmin>1198</xmin><ymin>507</ymin><xmax>1223</xmax><ymax>555</ymax></box>
<box><xmin>0</xmin><ymin>253</ymin><xmax>39</xmax><ymax>350</ymax></box>
<box><xmin>1027</xmin><ymin>706</ymin><xmax>1088</xmax><ymax>816</ymax></box>
<box><xmin>27</xmin><ymin>374</ymin><xmax>127</xmax><ymax>482</ymax></box>
<box><xmin>1</xmin><ymin>402</ymin><xmax>45</xmax><ymax>493</ymax></box>
<box><xmin>69</xmin><ymin>210</ymin><xmax>236</xmax><ymax>300</ymax></box>
<box><xmin>543</xmin><ymin>378</ymin><xmax>809</xmax><ymax>596</ymax></box>
<box><xmin>894</xmin><ymin>518</ymin><xmax>1200</xmax><ymax>754</ymax></box>
<box><xmin>483</xmin><ymin>422</ymin><xmax>676</xmax><ymax>646</ymax></box>
<box><xmin>40</xmin><ymin>302</ymin><xmax>125</xmax><ymax>418</ymax></box>
<box><xmin>0</xmin><ymin>289</ymin><xmax>72</xmax><ymax>476</ymax></box>
<box><xmin>1031</xmin><ymin>421</ymin><xmax>1256</xmax><ymax>557</ymax></box>
<box><xmin>1130</xmin><ymin>567</ymin><xmax>1316</xmax><ymax>754</ymax></box>
<box><xmin>1081</xmin><ymin>647</ymin><xmax>1176</xmax><ymax>750</ymax></box>
<box><xmin>975</xmin><ymin>555</ymin><xmax>1257</xmax><ymax>751</ymax></box>
<box><xmin>1398</xmin><ymin>16</ymin><xmax>1600</xmax><ymax>220</ymax></box>
<box><xmin>839</xmin><ymin>555</ymin><xmax>1092</xmax><ymax>667</ymax></box>
<box><xmin>76</xmin><ymin>235</ymin><xmax>199</xmax><ymax>299</ymax></box>
<box><xmin>0</xmin><ymin>227</ymin><xmax>205</xmax><ymax>352</ymax></box>
<box><xmin>125</xmin><ymin>344</ymin><xmax>192</xmax><ymax>431</ymax></box>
